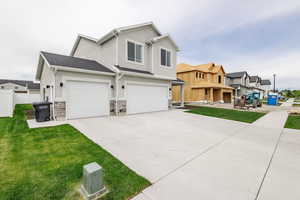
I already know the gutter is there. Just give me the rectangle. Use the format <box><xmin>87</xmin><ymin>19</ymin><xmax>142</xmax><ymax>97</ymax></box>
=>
<box><xmin>53</xmin><ymin>66</ymin><xmax>115</xmax><ymax>76</ymax></box>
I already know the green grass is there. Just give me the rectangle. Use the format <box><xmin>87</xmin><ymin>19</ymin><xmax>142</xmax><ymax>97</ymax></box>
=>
<box><xmin>0</xmin><ymin>104</ymin><xmax>150</xmax><ymax>200</ymax></box>
<box><xmin>186</xmin><ymin>106</ymin><xmax>266</xmax><ymax>123</ymax></box>
<box><xmin>293</xmin><ymin>104</ymin><xmax>300</xmax><ymax>107</ymax></box>
<box><xmin>285</xmin><ymin>115</ymin><xmax>300</xmax><ymax>130</ymax></box>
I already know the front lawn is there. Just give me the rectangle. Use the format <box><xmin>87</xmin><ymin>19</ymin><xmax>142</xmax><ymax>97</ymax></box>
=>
<box><xmin>186</xmin><ymin>106</ymin><xmax>266</xmax><ymax>123</ymax></box>
<box><xmin>0</xmin><ymin>105</ymin><xmax>150</xmax><ymax>200</ymax></box>
<box><xmin>285</xmin><ymin>115</ymin><xmax>300</xmax><ymax>130</ymax></box>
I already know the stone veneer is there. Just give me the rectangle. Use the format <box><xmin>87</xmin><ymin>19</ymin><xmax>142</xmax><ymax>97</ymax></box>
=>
<box><xmin>168</xmin><ymin>99</ymin><xmax>173</xmax><ymax>108</ymax></box>
<box><xmin>54</xmin><ymin>101</ymin><xmax>66</xmax><ymax>121</ymax></box>
<box><xmin>110</xmin><ymin>100</ymin><xmax>127</xmax><ymax>115</ymax></box>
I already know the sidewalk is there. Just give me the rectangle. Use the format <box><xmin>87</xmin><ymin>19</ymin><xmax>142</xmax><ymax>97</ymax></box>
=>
<box><xmin>132</xmin><ymin>111</ymin><xmax>290</xmax><ymax>200</ymax></box>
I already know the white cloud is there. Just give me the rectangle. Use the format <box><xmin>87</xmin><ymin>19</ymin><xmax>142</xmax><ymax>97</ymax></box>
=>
<box><xmin>0</xmin><ymin>0</ymin><xmax>299</xmax><ymax>89</ymax></box>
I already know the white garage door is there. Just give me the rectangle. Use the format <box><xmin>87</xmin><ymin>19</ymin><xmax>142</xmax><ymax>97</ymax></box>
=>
<box><xmin>127</xmin><ymin>83</ymin><xmax>169</xmax><ymax>114</ymax></box>
<box><xmin>67</xmin><ymin>81</ymin><xmax>109</xmax><ymax>119</ymax></box>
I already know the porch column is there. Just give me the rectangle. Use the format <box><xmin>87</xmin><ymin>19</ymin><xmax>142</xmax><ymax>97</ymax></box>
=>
<box><xmin>180</xmin><ymin>84</ymin><xmax>184</xmax><ymax>107</ymax></box>
<box><xmin>210</xmin><ymin>88</ymin><xmax>214</xmax><ymax>103</ymax></box>
<box><xmin>220</xmin><ymin>89</ymin><xmax>223</xmax><ymax>101</ymax></box>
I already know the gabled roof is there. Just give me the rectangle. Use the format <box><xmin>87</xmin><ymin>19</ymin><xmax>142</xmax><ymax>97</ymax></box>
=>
<box><xmin>36</xmin><ymin>52</ymin><xmax>115</xmax><ymax>80</ymax></box>
<box><xmin>0</xmin><ymin>79</ymin><xmax>40</xmax><ymax>90</ymax></box>
<box><xmin>97</xmin><ymin>21</ymin><xmax>161</xmax><ymax>45</ymax></box>
<box><xmin>176</xmin><ymin>63</ymin><xmax>225</xmax><ymax>74</ymax></box>
<box><xmin>70</xmin><ymin>22</ymin><xmax>179</xmax><ymax>56</ymax></box>
<box><xmin>261</xmin><ymin>79</ymin><xmax>271</xmax><ymax>85</ymax></box>
<box><xmin>250</xmin><ymin>76</ymin><xmax>261</xmax><ymax>83</ymax></box>
<box><xmin>226</xmin><ymin>71</ymin><xmax>248</xmax><ymax>78</ymax></box>
<box><xmin>149</xmin><ymin>34</ymin><xmax>179</xmax><ymax>51</ymax></box>
<box><xmin>41</xmin><ymin>52</ymin><xmax>114</xmax><ymax>73</ymax></box>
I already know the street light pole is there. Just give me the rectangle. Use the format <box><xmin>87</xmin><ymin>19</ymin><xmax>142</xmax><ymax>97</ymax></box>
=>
<box><xmin>273</xmin><ymin>74</ymin><xmax>276</xmax><ymax>93</ymax></box>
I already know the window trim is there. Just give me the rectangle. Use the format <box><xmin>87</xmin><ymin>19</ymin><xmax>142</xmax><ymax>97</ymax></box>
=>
<box><xmin>159</xmin><ymin>47</ymin><xmax>172</xmax><ymax>68</ymax></box>
<box><xmin>125</xmin><ymin>39</ymin><xmax>144</xmax><ymax>65</ymax></box>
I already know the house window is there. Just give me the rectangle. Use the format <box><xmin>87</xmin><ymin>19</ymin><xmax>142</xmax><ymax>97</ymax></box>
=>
<box><xmin>127</xmin><ymin>40</ymin><xmax>143</xmax><ymax>63</ymax></box>
<box><xmin>205</xmin><ymin>88</ymin><xmax>208</xmax><ymax>95</ymax></box>
<box><xmin>161</xmin><ymin>48</ymin><xmax>171</xmax><ymax>67</ymax></box>
<box><xmin>218</xmin><ymin>75</ymin><xmax>222</xmax><ymax>83</ymax></box>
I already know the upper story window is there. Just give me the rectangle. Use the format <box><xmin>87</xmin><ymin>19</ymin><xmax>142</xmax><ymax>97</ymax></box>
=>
<box><xmin>127</xmin><ymin>40</ymin><xmax>143</xmax><ymax>64</ymax></box>
<box><xmin>196</xmin><ymin>72</ymin><xmax>205</xmax><ymax>79</ymax></box>
<box><xmin>160</xmin><ymin>48</ymin><xmax>171</xmax><ymax>67</ymax></box>
<box><xmin>218</xmin><ymin>75</ymin><xmax>222</xmax><ymax>83</ymax></box>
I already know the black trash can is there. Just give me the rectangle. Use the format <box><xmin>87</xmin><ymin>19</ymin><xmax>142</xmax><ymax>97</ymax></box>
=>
<box><xmin>32</xmin><ymin>102</ymin><xmax>52</xmax><ymax>122</ymax></box>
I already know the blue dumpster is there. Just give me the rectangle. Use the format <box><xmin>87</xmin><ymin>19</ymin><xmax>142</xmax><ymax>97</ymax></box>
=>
<box><xmin>267</xmin><ymin>94</ymin><xmax>278</xmax><ymax>105</ymax></box>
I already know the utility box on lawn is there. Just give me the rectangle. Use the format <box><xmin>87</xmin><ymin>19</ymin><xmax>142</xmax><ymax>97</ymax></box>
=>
<box><xmin>267</xmin><ymin>94</ymin><xmax>278</xmax><ymax>105</ymax></box>
<box><xmin>32</xmin><ymin>102</ymin><xmax>52</xmax><ymax>122</ymax></box>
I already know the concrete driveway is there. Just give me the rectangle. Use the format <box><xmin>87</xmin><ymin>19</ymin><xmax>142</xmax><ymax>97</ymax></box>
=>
<box><xmin>69</xmin><ymin>109</ymin><xmax>300</xmax><ymax>200</ymax></box>
<box><xmin>69</xmin><ymin>110</ymin><xmax>247</xmax><ymax>182</ymax></box>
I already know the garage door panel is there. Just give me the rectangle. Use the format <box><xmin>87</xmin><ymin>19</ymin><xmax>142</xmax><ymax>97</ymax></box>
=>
<box><xmin>67</xmin><ymin>81</ymin><xmax>109</xmax><ymax>119</ymax></box>
<box><xmin>127</xmin><ymin>83</ymin><xmax>169</xmax><ymax>114</ymax></box>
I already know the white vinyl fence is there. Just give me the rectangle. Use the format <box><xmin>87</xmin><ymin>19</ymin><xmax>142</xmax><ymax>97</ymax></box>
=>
<box><xmin>0</xmin><ymin>90</ymin><xmax>14</xmax><ymax>117</ymax></box>
<box><xmin>14</xmin><ymin>93</ymin><xmax>41</xmax><ymax>104</ymax></box>
<box><xmin>0</xmin><ymin>91</ymin><xmax>41</xmax><ymax>117</ymax></box>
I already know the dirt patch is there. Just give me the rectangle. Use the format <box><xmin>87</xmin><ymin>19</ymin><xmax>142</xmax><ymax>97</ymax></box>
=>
<box><xmin>25</xmin><ymin>110</ymin><xmax>35</xmax><ymax>120</ymax></box>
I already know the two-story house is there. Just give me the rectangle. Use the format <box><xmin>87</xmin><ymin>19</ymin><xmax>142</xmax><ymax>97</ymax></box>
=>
<box><xmin>172</xmin><ymin>63</ymin><xmax>233</xmax><ymax>103</ymax></box>
<box><xmin>225</xmin><ymin>71</ymin><xmax>252</xmax><ymax>97</ymax></box>
<box><xmin>0</xmin><ymin>79</ymin><xmax>40</xmax><ymax>94</ymax></box>
<box><xmin>249</xmin><ymin>76</ymin><xmax>264</xmax><ymax>99</ymax></box>
<box><xmin>35</xmin><ymin>22</ymin><xmax>179</xmax><ymax>120</ymax></box>
<box><xmin>260</xmin><ymin>79</ymin><xmax>272</xmax><ymax>98</ymax></box>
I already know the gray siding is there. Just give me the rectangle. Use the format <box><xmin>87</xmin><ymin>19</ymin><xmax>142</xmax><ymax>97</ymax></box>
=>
<box><xmin>117</xmin><ymin>27</ymin><xmax>157</xmax><ymax>72</ymax></box>
<box><xmin>40</xmin><ymin>62</ymin><xmax>55</xmax><ymax>101</ymax></box>
<box><xmin>152</xmin><ymin>38</ymin><xmax>177</xmax><ymax>79</ymax></box>
<box><xmin>74</xmin><ymin>37</ymin><xmax>116</xmax><ymax>71</ymax></box>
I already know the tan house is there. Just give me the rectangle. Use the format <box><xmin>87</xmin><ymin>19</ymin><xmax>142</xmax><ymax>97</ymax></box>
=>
<box><xmin>172</xmin><ymin>63</ymin><xmax>234</xmax><ymax>103</ymax></box>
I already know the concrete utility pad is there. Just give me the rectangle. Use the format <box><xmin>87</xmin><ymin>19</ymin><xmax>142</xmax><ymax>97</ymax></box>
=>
<box><xmin>69</xmin><ymin>110</ymin><xmax>247</xmax><ymax>182</ymax></box>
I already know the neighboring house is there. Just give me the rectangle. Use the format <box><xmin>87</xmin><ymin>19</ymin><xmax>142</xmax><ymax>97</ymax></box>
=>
<box><xmin>0</xmin><ymin>79</ymin><xmax>41</xmax><ymax>104</ymax></box>
<box><xmin>249</xmin><ymin>76</ymin><xmax>264</xmax><ymax>99</ymax></box>
<box><xmin>225</xmin><ymin>71</ymin><xmax>252</xmax><ymax>97</ymax></box>
<box><xmin>172</xmin><ymin>63</ymin><xmax>234</xmax><ymax>103</ymax></box>
<box><xmin>0</xmin><ymin>79</ymin><xmax>40</xmax><ymax>94</ymax></box>
<box><xmin>249</xmin><ymin>76</ymin><xmax>261</xmax><ymax>88</ymax></box>
<box><xmin>36</xmin><ymin>22</ymin><xmax>180</xmax><ymax>120</ymax></box>
<box><xmin>261</xmin><ymin>79</ymin><xmax>272</xmax><ymax>98</ymax></box>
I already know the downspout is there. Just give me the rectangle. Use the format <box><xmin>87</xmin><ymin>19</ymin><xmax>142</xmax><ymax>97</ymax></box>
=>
<box><xmin>52</xmin><ymin>67</ymin><xmax>57</xmax><ymax>120</ymax></box>
<box><xmin>113</xmin><ymin>30</ymin><xmax>119</xmax><ymax>116</ymax></box>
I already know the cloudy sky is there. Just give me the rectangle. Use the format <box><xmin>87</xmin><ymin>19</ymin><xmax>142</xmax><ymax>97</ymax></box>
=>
<box><xmin>0</xmin><ymin>0</ymin><xmax>299</xmax><ymax>89</ymax></box>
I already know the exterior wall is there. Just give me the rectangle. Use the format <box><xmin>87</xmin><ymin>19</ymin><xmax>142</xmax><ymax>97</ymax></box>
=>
<box><xmin>117</xmin><ymin>27</ymin><xmax>157</xmax><ymax>72</ymax></box>
<box><xmin>73</xmin><ymin>37</ymin><xmax>116</xmax><ymax>70</ymax></box>
<box><xmin>73</xmin><ymin>26</ymin><xmax>177</xmax><ymax>79</ymax></box>
<box><xmin>28</xmin><ymin>89</ymin><xmax>40</xmax><ymax>94</ymax></box>
<box><xmin>40</xmin><ymin>62</ymin><xmax>55</xmax><ymax>101</ymax></box>
<box><xmin>152</xmin><ymin>38</ymin><xmax>177</xmax><ymax>79</ymax></box>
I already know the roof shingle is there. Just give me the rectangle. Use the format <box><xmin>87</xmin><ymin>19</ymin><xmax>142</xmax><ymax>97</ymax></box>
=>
<box><xmin>41</xmin><ymin>52</ymin><xmax>115</xmax><ymax>74</ymax></box>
